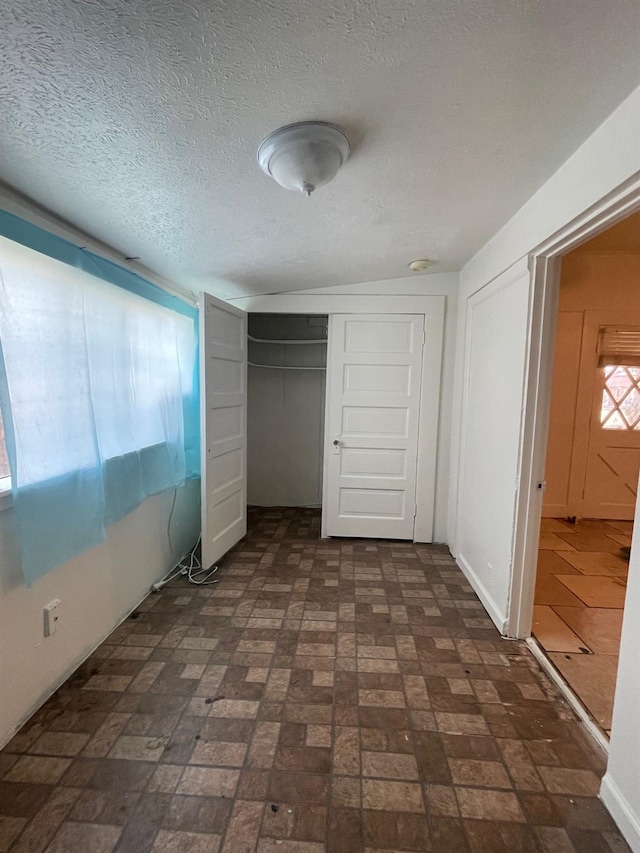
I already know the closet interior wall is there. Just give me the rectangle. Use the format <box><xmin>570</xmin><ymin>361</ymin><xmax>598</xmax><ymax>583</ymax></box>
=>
<box><xmin>247</xmin><ymin>314</ymin><xmax>328</xmax><ymax>508</ymax></box>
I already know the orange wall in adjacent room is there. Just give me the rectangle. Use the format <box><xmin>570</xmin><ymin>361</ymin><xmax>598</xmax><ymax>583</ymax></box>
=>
<box><xmin>544</xmin><ymin>252</ymin><xmax>640</xmax><ymax>517</ymax></box>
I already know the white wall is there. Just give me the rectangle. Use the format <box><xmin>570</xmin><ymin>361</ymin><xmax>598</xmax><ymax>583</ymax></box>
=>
<box><xmin>457</xmin><ymin>84</ymin><xmax>640</xmax><ymax>297</ymax></box>
<box><xmin>602</xmin><ymin>475</ymin><xmax>640</xmax><ymax>851</ymax></box>
<box><xmin>231</xmin><ymin>273</ymin><xmax>459</xmax><ymax>543</ymax></box>
<box><xmin>248</xmin><ymin>370</ymin><xmax>326</xmax><ymax>506</ymax></box>
<box><xmin>454</xmin><ymin>261</ymin><xmax>531</xmax><ymax>632</ymax></box>
<box><xmin>248</xmin><ymin>315</ymin><xmax>326</xmax><ymax>507</ymax></box>
<box><xmin>0</xmin><ymin>480</ymin><xmax>200</xmax><ymax>747</ymax></box>
<box><xmin>450</xmin><ymin>82</ymin><xmax>640</xmax><ymax>851</ymax></box>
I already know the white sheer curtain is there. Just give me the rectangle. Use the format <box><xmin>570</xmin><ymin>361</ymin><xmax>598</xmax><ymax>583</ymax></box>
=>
<box><xmin>0</xmin><ymin>235</ymin><xmax>196</xmax><ymax>583</ymax></box>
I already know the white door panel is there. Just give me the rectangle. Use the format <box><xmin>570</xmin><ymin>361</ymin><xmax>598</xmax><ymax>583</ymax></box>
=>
<box><xmin>340</xmin><ymin>448</ymin><xmax>407</xmax><ymax>477</ymax></box>
<box><xmin>582</xmin><ymin>321</ymin><xmax>640</xmax><ymax>519</ymax></box>
<box><xmin>325</xmin><ymin>314</ymin><xmax>424</xmax><ymax>539</ymax></box>
<box><xmin>564</xmin><ymin>310</ymin><xmax>640</xmax><ymax>520</ymax></box>
<box><xmin>583</xmin><ymin>446</ymin><xmax>640</xmax><ymax>519</ymax></box>
<box><xmin>200</xmin><ymin>292</ymin><xmax>247</xmax><ymax>568</ymax></box>
<box><xmin>344</xmin><ymin>318</ymin><xmax>414</xmax><ymax>352</ymax></box>
<box><xmin>342</xmin><ymin>406</ymin><xmax>409</xmax><ymax>437</ymax></box>
<box><xmin>344</xmin><ymin>364</ymin><xmax>412</xmax><ymax>393</ymax></box>
<box><xmin>339</xmin><ymin>489</ymin><xmax>405</xmax><ymax>516</ymax></box>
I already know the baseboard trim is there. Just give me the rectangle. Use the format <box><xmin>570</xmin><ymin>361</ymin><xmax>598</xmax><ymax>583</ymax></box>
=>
<box><xmin>455</xmin><ymin>552</ymin><xmax>506</xmax><ymax>633</ymax></box>
<box><xmin>526</xmin><ymin>637</ymin><xmax>609</xmax><ymax>754</ymax></box>
<box><xmin>601</xmin><ymin>773</ymin><xmax>640</xmax><ymax>853</ymax></box>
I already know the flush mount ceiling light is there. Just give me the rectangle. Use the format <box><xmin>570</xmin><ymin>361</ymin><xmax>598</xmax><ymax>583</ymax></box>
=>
<box><xmin>408</xmin><ymin>259</ymin><xmax>432</xmax><ymax>272</ymax></box>
<box><xmin>257</xmin><ymin>121</ymin><xmax>350</xmax><ymax>196</ymax></box>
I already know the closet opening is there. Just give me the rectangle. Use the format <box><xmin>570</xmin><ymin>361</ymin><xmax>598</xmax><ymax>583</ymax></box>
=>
<box><xmin>247</xmin><ymin>313</ymin><xmax>328</xmax><ymax>511</ymax></box>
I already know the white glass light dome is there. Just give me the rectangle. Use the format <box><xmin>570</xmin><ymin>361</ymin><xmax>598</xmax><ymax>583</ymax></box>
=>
<box><xmin>257</xmin><ymin>122</ymin><xmax>350</xmax><ymax>196</ymax></box>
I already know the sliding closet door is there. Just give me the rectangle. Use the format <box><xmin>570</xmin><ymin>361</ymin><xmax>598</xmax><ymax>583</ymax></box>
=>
<box><xmin>199</xmin><ymin>292</ymin><xmax>247</xmax><ymax>569</ymax></box>
<box><xmin>324</xmin><ymin>314</ymin><xmax>424</xmax><ymax>539</ymax></box>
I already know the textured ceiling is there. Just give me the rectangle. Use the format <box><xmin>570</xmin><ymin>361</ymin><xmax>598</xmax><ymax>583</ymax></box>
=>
<box><xmin>1</xmin><ymin>0</ymin><xmax>640</xmax><ymax>298</ymax></box>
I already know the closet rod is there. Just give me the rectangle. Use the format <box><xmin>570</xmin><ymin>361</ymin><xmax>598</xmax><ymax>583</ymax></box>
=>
<box><xmin>248</xmin><ymin>361</ymin><xmax>326</xmax><ymax>371</ymax></box>
<box><xmin>248</xmin><ymin>335</ymin><xmax>327</xmax><ymax>345</ymax></box>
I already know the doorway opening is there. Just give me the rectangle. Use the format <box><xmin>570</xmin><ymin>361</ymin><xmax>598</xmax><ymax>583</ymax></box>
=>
<box><xmin>528</xmin><ymin>210</ymin><xmax>640</xmax><ymax>738</ymax></box>
<box><xmin>247</xmin><ymin>313</ymin><xmax>328</xmax><ymax>514</ymax></box>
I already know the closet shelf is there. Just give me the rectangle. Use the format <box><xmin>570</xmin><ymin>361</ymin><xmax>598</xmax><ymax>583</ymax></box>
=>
<box><xmin>248</xmin><ymin>335</ymin><xmax>327</xmax><ymax>345</ymax></box>
<box><xmin>248</xmin><ymin>361</ymin><xmax>326</xmax><ymax>371</ymax></box>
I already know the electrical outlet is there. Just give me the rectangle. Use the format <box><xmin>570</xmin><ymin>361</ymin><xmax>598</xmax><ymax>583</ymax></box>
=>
<box><xmin>44</xmin><ymin>599</ymin><xmax>61</xmax><ymax>637</ymax></box>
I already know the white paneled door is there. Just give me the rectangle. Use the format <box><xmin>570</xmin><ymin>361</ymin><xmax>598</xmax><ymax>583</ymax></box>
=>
<box><xmin>324</xmin><ymin>314</ymin><xmax>424</xmax><ymax>539</ymax></box>
<box><xmin>199</xmin><ymin>293</ymin><xmax>247</xmax><ymax>569</ymax></box>
<box><xmin>582</xmin><ymin>364</ymin><xmax>640</xmax><ymax>519</ymax></box>
<box><xmin>581</xmin><ymin>319</ymin><xmax>640</xmax><ymax>519</ymax></box>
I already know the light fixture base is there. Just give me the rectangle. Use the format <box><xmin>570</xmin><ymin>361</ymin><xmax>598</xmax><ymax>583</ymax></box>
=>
<box><xmin>409</xmin><ymin>259</ymin><xmax>433</xmax><ymax>272</ymax></box>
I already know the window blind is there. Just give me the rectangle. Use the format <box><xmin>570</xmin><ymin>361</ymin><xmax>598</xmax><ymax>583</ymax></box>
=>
<box><xmin>598</xmin><ymin>326</ymin><xmax>640</xmax><ymax>367</ymax></box>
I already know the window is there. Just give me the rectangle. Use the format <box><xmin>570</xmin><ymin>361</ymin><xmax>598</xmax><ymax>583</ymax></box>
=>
<box><xmin>601</xmin><ymin>365</ymin><xmax>640</xmax><ymax>430</ymax></box>
<box><xmin>0</xmin><ymin>233</ymin><xmax>198</xmax><ymax>582</ymax></box>
<box><xmin>597</xmin><ymin>326</ymin><xmax>640</xmax><ymax>430</ymax></box>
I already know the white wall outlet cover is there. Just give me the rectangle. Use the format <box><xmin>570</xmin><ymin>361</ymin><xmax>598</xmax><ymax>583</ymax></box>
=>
<box><xmin>43</xmin><ymin>599</ymin><xmax>61</xmax><ymax>637</ymax></box>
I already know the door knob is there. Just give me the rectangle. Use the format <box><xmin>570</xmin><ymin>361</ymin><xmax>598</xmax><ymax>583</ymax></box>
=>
<box><xmin>333</xmin><ymin>439</ymin><xmax>339</xmax><ymax>446</ymax></box>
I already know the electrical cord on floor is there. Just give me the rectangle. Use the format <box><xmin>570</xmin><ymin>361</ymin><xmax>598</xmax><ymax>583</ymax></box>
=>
<box><xmin>151</xmin><ymin>536</ymin><xmax>219</xmax><ymax>591</ymax></box>
<box><xmin>153</xmin><ymin>495</ymin><xmax>220</xmax><ymax>592</ymax></box>
<box><xmin>166</xmin><ymin>488</ymin><xmax>178</xmax><ymax>555</ymax></box>
<box><xmin>180</xmin><ymin>533</ymin><xmax>220</xmax><ymax>586</ymax></box>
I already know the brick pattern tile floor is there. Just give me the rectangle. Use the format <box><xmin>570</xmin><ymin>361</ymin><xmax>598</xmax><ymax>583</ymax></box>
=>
<box><xmin>0</xmin><ymin>507</ymin><xmax>629</xmax><ymax>852</ymax></box>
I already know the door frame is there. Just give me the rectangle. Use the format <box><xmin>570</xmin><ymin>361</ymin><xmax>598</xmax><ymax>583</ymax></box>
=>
<box><xmin>229</xmin><ymin>294</ymin><xmax>445</xmax><ymax>543</ymax></box>
<box><xmin>508</xmin><ymin>177</ymin><xmax>640</xmax><ymax>639</ymax></box>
